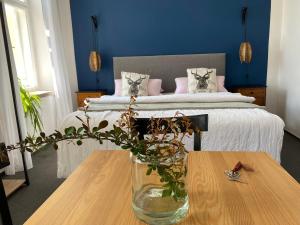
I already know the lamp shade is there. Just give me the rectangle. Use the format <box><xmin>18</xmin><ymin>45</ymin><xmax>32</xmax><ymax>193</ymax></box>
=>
<box><xmin>89</xmin><ymin>51</ymin><xmax>101</xmax><ymax>72</ymax></box>
<box><xmin>239</xmin><ymin>42</ymin><xmax>252</xmax><ymax>64</ymax></box>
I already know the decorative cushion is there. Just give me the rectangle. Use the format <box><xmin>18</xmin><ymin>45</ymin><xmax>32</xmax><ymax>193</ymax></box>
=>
<box><xmin>187</xmin><ymin>68</ymin><xmax>217</xmax><ymax>93</ymax></box>
<box><xmin>121</xmin><ymin>72</ymin><xmax>150</xmax><ymax>96</ymax></box>
<box><xmin>148</xmin><ymin>79</ymin><xmax>163</xmax><ymax>96</ymax></box>
<box><xmin>114</xmin><ymin>79</ymin><xmax>122</xmax><ymax>96</ymax></box>
<box><xmin>175</xmin><ymin>77</ymin><xmax>188</xmax><ymax>94</ymax></box>
<box><xmin>115</xmin><ymin>78</ymin><xmax>162</xmax><ymax>96</ymax></box>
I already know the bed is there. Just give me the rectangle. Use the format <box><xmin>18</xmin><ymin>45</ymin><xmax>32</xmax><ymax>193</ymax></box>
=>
<box><xmin>57</xmin><ymin>53</ymin><xmax>284</xmax><ymax>178</ymax></box>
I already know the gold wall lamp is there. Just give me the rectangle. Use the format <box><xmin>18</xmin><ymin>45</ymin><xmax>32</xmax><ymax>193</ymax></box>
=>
<box><xmin>89</xmin><ymin>50</ymin><xmax>101</xmax><ymax>72</ymax></box>
<box><xmin>89</xmin><ymin>15</ymin><xmax>101</xmax><ymax>72</ymax></box>
<box><xmin>239</xmin><ymin>6</ymin><xmax>252</xmax><ymax>64</ymax></box>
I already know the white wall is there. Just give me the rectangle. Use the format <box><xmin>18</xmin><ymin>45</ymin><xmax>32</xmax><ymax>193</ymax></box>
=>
<box><xmin>267</xmin><ymin>0</ymin><xmax>300</xmax><ymax>138</ymax></box>
<box><xmin>266</xmin><ymin>0</ymin><xmax>283</xmax><ymax>116</ymax></box>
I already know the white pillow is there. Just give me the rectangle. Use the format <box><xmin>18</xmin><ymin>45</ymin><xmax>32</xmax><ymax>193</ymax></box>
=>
<box><xmin>187</xmin><ymin>68</ymin><xmax>217</xmax><ymax>93</ymax></box>
<box><xmin>121</xmin><ymin>72</ymin><xmax>150</xmax><ymax>96</ymax></box>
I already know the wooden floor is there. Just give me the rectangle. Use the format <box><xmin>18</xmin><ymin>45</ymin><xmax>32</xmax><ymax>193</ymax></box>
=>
<box><xmin>3</xmin><ymin>179</ymin><xmax>25</xmax><ymax>197</ymax></box>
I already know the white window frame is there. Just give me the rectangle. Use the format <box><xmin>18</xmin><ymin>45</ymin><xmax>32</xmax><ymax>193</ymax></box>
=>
<box><xmin>3</xmin><ymin>0</ymin><xmax>39</xmax><ymax>90</ymax></box>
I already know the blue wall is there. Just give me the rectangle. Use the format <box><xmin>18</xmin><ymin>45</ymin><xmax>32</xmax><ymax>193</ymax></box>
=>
<box><xmin>71</xmin><ymin>0</ymin><xmax>271</xmax><ymax>94</ymax></box>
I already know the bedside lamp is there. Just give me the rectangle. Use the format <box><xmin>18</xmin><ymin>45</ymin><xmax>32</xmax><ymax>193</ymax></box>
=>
<box><xmin>239</xmin><ymin>6</ymin><xmax>252</xmax><ymax>64</ymax></box>
<box><xmin>89</xmin><ymin>15</ymin><xmax>101</xmax><ymax>72</ymax></box>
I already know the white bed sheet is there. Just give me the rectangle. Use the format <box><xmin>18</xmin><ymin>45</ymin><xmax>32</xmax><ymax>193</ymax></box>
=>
<box><xmin>57</xmin><ymin>108</ymin><xmax>284</xmax><ymax>178</ymax></box>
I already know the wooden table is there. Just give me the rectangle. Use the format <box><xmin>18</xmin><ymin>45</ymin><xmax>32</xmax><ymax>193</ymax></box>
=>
<box><xmin>25</xmin><ymin>151</ymin><xmax>300</xmax><ymax>225</ymax></box>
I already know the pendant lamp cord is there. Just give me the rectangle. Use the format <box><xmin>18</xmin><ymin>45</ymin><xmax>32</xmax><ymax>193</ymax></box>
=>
<box><xmin>91</xmin><ymin>16</ymin><xmax>98</xmax><ymax>51</ymax></box>
<box><xmin>242</xmin><ymin>6</ymin><xmax>248</xmax><ymax>41</ymax></box>
<box><xmin>242</xmin><ymin>0</ymin><xmax>250</xmax><ymax>79</ymax></box>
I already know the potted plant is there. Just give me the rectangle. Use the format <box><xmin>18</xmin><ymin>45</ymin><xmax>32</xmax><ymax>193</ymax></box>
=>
<box><xmin>19</xmin><ymin>81</ymin><xmax>43</xmax><ymax>134</ymax></box>
<box><xmin>0</xmin><ymin>97</ymin><xmax>199</xmax><ymax>225</ymax></box>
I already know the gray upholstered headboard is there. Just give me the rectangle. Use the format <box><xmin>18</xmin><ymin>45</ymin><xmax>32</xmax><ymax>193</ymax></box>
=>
<box><xmin>113</xmin><ymin>53</ymin><xmax>226</xmax><ymax>93</ymax></box>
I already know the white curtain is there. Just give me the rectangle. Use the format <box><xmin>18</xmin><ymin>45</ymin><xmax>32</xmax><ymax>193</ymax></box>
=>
<box><xmin>0</xmin><ymin>19</ymin><xmax>33</xmax><ymax>175</ymax></box>
<box><xmin>41</xmin><ymin>0</ymin><xmax>73</xmax><ymax>124</ymax></box>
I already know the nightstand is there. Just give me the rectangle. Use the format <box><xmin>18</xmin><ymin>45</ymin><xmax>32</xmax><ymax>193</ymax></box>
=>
<box><xmin>229</xmin><ymin>87</ymin><xmax>266</xmax><ymax>106</ymax></box>
<box><xmin>76</xmin><ymin>91</ymin><xmax>105</xmax><ymax>108</ymax></box>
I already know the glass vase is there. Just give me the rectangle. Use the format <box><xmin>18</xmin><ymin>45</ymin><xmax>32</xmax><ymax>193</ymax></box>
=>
<box><xmin>131</xmin><ymin>152</ymin><xmax>189</xmax><ymax>225</ymax></box>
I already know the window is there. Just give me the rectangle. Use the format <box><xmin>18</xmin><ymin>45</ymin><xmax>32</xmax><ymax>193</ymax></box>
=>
<box><xmin>4</xmin><ymin>0</ymin><xmax>37</xmax><ymax>89</ymax></box>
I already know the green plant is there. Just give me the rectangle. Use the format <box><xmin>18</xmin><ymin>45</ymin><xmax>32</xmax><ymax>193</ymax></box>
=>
<box><xmin>1</xmin><ymin>97</ymin><xmax>199</xmax><ymax>200</ymax></box>
<box><xmin>19</xmin><ymin>81</ymin><xmax>43</xmax><ymax>133</ymax></box>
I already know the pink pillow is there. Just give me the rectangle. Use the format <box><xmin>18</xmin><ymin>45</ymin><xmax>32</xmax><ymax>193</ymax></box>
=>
<box><xmin>114</xmin><ymin>79</ymin><xmax>163</xmax><ymax>96</ymax></box>
<box><xmin>175</xmin><ymin>77</ymin><xmax>188</xmax><ymax>94</ymax></box>
<box><xmin>216</xmin><ymin>76</ymin><xmax>228</xmax><ymax>92</ymax></box>
<box><xmin>148</xmin><ymin>79</ymin><xmax>162</xmax><ymax>96</ymax></box>
<box><xmin>114</xmin><ymin>79</ymin><xmax>122</xmax><ymax>96</ymax></box>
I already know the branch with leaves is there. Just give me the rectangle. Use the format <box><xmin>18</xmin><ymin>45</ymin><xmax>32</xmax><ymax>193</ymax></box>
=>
<box><xmin>1</xmin><ymin>97</ymin><xmax>198</xmax><ymax>200</ymax></box>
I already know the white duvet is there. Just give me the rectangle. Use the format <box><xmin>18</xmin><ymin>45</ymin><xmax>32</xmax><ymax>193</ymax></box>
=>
<box><xmin>57</xmin><ymin>93</ymin><xmax>284</xmax><ymax>178</ymax></box>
